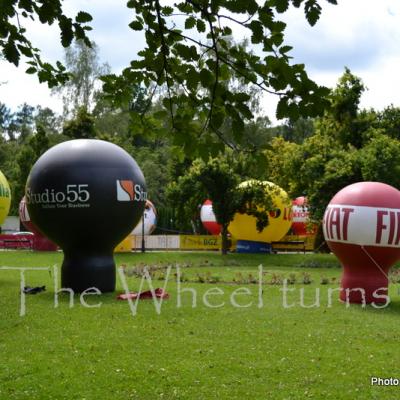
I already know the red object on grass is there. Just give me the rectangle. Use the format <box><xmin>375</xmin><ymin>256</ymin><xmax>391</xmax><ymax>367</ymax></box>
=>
<box><xmin>117</xmin><ymin>288</ymin><xmax>169</xmax><ymax>300</ymax></box>
<box><xmin>323</xmin><ymin>182</ymin><xmax>400</xmax><ymax>304</ymax></box>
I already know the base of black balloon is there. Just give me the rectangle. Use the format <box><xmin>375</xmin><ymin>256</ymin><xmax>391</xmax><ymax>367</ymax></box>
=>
<box><xmin>61</xmin><ymin>252</ymin><xmax>116</xmax><ymax>293</ymax></box>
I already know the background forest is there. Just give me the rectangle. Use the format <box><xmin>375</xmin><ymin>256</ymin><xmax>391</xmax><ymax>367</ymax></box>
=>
<box><xmin>1</xmin><ymin>40</ymin><xmax>400</xmax><ymax>235</ymax></box>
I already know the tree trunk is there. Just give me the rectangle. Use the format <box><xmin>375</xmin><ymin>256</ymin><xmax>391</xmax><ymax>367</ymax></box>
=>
<box><xmin>221</xmin><ymin>224</ymin><xmax>229</xmax><ymax>255</ymax></box>
<box><xmin>314</xmin><ymin>223</ymin><xmax>330</xmax><ymax>253</ymax></box>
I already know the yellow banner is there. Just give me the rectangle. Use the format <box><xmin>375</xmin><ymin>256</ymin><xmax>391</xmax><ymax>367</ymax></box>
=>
<box><xmin>272</xmin><ymin>234</ymin><xmax>317</xmax><ymax>251</ymax></box>
<box><xmin>180</xmin><ymin>235</ymin><xmax>231</xmax><ymax>250</ymax></box>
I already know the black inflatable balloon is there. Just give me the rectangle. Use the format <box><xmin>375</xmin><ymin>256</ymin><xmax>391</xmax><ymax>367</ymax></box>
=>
<box><xmin>26</xmin><ymin>139</ymin><xmax>146</xmax><ymax>292</ymax></box>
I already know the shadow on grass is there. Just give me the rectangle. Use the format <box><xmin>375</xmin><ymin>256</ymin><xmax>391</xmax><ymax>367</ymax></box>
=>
<box><xmin>40</xmin><ymin>290</ymin><xmax>118</xmax><ymax>306</ymax></box>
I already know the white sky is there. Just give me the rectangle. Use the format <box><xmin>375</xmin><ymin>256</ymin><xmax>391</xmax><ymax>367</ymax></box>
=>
<box><xmin>0</xmin><ymin>0</ymin><xmax>399</xmax><ymax>123</ymax></box>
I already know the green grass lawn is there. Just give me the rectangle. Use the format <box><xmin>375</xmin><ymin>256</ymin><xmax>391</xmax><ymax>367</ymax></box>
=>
<box><xmin>1</xmin><ymin>250</ymin><xmax>400</xmax><ymax>399</ymax></box>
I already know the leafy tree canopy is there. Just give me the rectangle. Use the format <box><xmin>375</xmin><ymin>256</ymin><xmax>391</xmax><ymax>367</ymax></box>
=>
<box><xmin>268</xmin><ymin>69</ymin><xmax>400</xmax><ymax>224</ymax></box>
<box><xmin>168</xmin><ymin>155</ymin><xmax>276</xmax><ymax>253</ymax></box>
<box><xmin>1</xmin><ymin>0</ymin><xmax>337</xmax><ymax>156</ymax></box>
<box><xmin>103</xmin><ymin>0</ymin><xmax>335</xmax><ymax>153</ymax></box>
<box><xmin>0</xmin><ymin>0</ymin><xmax>92</xmax><ymax>86</ymax></box>
<box><xmin>52</xmin><ymin>40</ymin><xmax>111</xmax><ymax>117</ymax></box>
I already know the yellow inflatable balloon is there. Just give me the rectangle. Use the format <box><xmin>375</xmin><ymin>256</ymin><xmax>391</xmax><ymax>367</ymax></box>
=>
<box><xmin>0</xmin><ymin>170</ymin><xmax>11</xmax><ymax>225</ymax></box>
<box><xmin>228</xmin><ymin>180</ymin><xmax>292</xmax><ymax>243</ymax></box>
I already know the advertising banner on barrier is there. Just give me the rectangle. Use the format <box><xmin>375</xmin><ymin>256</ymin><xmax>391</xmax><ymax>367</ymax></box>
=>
<box><xmin>236</xmin><ymin>240</ymin><xmax>272</xmax><ymax>254</ymax></box>
<box><xmin>271</xmin><ymin>234</ymin><xmax>317</xmax><ymax>252</ymax></box>
<box><xmin>116</xmin><ymin>234</ymin><xmax>237</xmax><ymax>251</ymax></box>
<box><xmin>180</xmin><ymin>235</ymin><xmax>222</xmax><ymax>250</ymax></box>
<box><xmin>134</xmin><ymin>235</ymin><xmax>181</xmax><ymax>250</ymax></box>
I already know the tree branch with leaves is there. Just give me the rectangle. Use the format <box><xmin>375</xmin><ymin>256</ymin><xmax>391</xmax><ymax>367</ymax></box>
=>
<box><xmin>1</xmin><ymin>0</ymin><xmax>337</xmax><ymax>157</ymax></box>
<box><xmin>168</xmin><ymin>155</ymin><xmax>275</xmax><ymax>254</ymax></box>
<box><xmin>0</xmin><ymin>0</ymin><xmax>93</xmax><ymax>87</ymax></box>
<box><xmin>101</xmin><ymin>0</ymin><xmax>334</xmax><ymax>155</ymax></box>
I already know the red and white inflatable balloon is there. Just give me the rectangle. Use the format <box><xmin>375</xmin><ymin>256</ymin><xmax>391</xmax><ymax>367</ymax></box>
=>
<box><xmin>200</xmin><ymin>200</ymin><xmax>221</xmax><ymax>235</ymax></box>
<box><xmin>323</xmin><ymin>182</ymin><xmax>400</xmax><ymax>304</ymax></box>
<box><xmin>132</xmin><ymin>200</ymin><xmax>157</xmax><ymax>235</ymax></box>
<box><xmin>19</xmin><ymin>196</ymin><xmax>58</xmax><ymax>251</ymax></box>
<box><xmin>19</xmin><ymin>196</ymin><xmax>41</xmax><ymax>235</ymax></box>
<box><xmin>292</xmin><ymin>197</ymin><xmax>310</xmax><ymax>235</ymax></box>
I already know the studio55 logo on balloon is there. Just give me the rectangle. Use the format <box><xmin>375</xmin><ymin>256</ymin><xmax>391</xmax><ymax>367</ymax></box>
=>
<box><xmin>26</xmin><ymin>184</ymin><xmax>91</xmax><ymax>209</ymax></box>
<box><xmin>116</xmin><ymin>180</ymin><xmax>147</xmax><ymax>202</ymax></box>
<box><xmin>26</xmin><ymin>180</ymin><xmax>146</xmax><ymax>210</ymax></box>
